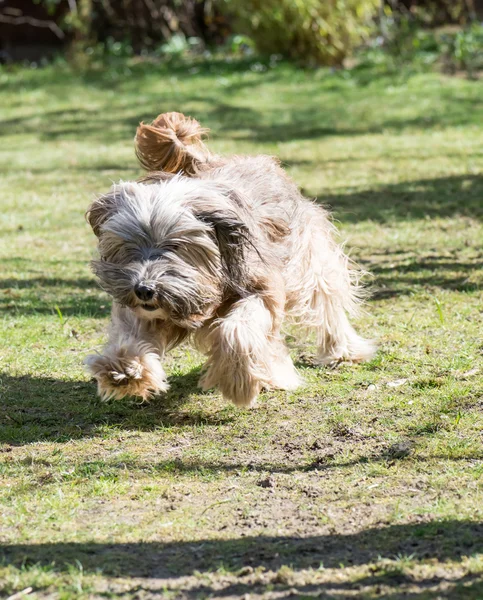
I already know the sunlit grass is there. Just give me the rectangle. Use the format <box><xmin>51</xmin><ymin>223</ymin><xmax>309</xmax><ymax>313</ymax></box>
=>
<box><xmin>0</xmin><ymin>56</ymin><xmax>482</xmax><ymax>598</ymax></box>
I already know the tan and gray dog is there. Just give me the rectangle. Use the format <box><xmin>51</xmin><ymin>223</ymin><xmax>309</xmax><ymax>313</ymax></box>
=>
<box><xmin>85</xmin><ymin>112</ymin><xmax>375</xmax><ymax>406</ymax></box>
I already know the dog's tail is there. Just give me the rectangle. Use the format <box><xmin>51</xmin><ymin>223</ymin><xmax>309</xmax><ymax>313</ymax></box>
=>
<box><xmin>135</xmin><ymin>111</ymin><xmax>213</xmax><ymax>175</ymax></box>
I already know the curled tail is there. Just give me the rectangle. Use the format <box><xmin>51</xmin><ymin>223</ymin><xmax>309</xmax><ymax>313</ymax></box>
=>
<box><xmin>135</xmin><ymin>111</ymin><xmax>214</xmax><ymax>175</ymax></box>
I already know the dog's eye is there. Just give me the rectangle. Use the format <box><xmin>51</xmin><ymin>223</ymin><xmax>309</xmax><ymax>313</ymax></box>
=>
<box><xmin>158</xmin><ymin>242</ymin><xmax>179</xmax><ymax>253</ymax></box>
<box><xmin>145</xmin><ymin>249</ymin><xmax>165</xmax><ymax>260</ymax></box>
<box><xmin>162</xmin><ymin>269</ymin><xmax>180</xmax><ymax>278</ymax></box>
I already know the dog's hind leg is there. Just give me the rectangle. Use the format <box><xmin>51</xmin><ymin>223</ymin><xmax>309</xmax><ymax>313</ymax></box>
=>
<box><xmin>315</xmin><ymin>295</ymin><xmax>376</xmax><ymax>366</ymax></box>
<box><xmin>286</xmin><ymin>203</ymin><xmax>375</xmax><ymax>366</ymax></box>
<box><xmin>85</xmin><ymin>303</ymin><xmax>172</xmax><ymax>401</ymax></box>
<box><xmin>198</xmin><ymin>295</ymin><xmax>301</xmax><ymax>407</ymax></box>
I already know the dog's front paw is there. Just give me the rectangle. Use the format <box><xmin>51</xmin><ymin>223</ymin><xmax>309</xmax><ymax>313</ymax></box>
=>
<box><xmin>85</xmin><ymin>348</ymin><xmax>168</xmax><ymax>401</ymax></box>
<box><xmin>199</xmin><ymin>365</ymin><xmax>262</xmax><ymax>407</ymax></box>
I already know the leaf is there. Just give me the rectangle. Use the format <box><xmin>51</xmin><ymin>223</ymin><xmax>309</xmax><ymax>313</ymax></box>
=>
<box><xmin>54</xmin><ymin>304</ymin><xmax>64</xmax><ymax>325</ymax></box>
<box><xmin>430</xmin><ymin>294</ymin><xmax>445</xmax><ymax>326</ymax></box>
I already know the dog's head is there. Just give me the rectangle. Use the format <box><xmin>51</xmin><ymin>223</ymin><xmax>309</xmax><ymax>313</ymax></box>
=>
<box><xmin>87</xmin><ymin>177</ymin><xmax>255</xmax><ymax>327</ymax></box>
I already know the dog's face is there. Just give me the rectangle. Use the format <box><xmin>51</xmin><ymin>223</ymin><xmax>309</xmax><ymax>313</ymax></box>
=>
<box><xmin>87</xmin><ymin>178</ymin><xmax>251</xmax><ymax>328</ymax></box>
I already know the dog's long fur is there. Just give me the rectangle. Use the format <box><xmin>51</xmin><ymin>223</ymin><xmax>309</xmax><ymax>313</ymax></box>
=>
<box><xmin>85</xmin><ymin>111</ymin><xmax>375</xmax><ymax>406</ymax></box>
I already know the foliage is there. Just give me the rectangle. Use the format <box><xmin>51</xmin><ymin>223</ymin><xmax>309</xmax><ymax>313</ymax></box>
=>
<box><xmin>378</xmin><ymin>11</ymin><xmax>439</xmax><ymax>63</ymax></box>
<box><xmin>87</xmin><ymin>0</ymin><xmax>225</xmax><ymax>52</ymax></box>
<box><xmin>223</xmin><ymin>34</ymin><xmax>256</xmax><ymax>56</ymax></box>
<box><xmin>156</xmin><ymin>34</ymin><xmax>204</xmax><ymax>57</ymax></box>
<box><xmin>212</xmin><ymin>0</ymin><xmax>380</xmax><ymax>65</ymax></box>
<box><xmin>11</xmin><ymin>0</ymin><xmax>483</xmax><ymax>70</ymax></box>
<box><xmin>384</xmin><ymin>0</ymin><xmax>475</xmax><ymax>26</ymax></box>
<box><xmin>450</xmin><ymin>22</ymin><xmax>483</xmax><ymax>73</ymax></box>
<box><xmin>369</xmin><ymin>12</ymin><xmax>483</xmax><ymax>77</ymax></box>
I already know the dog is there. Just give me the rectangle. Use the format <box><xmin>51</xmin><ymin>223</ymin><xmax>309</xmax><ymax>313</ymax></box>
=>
<box><xmin>85</xmin><ymin>112</ymin><xmax>375</xmax><ymax>406</ymax></box>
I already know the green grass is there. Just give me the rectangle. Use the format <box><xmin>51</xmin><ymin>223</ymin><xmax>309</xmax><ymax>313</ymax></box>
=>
<box><xmin>0</xmin><ymin>56</ymin><xmax>482</xmax><ymax>599</ymax></box>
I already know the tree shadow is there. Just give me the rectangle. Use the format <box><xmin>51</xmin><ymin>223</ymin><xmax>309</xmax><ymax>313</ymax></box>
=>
<box><xmin>318</xmin><ymin>174</ymin><xmax>483</xmax><ymax>223</ymax></box>
<box><xmin>234</xmin><ymin>107</ymin><xmax>483</xmax><ymax>143</ymax></box>
<box><xmin>0</xmin><ymin>57</ymin><xmax>275</xmax><ymax>95</ymax></box>
<box><xmin>120</xmin><ymin>573</ymin><xmax>483</xmax><ymax>599</ymax></box>
<box><xmin>185</xmin><ymin>573</ymin><xmax>483</xmax><ymax>600</ymax></box>
<box><xmin>47</xmin><ymin>448</ymin><xmax>482</xmax><ymax>482</ymax></box>
<box><xmin>188</xmin><ymin>575</ymin><xmax>481</xmax><ymax>600</ymax></box>
<box><xmin>1</xmin><ymin>176</ymin><xmax>480</xmax><ymax>320</ymax></box>
<box><xmin>0</xmin><ymin>277</ymin><xmax>97</xmax><ymax>290</ymax></box>
<box><xmin>0</xmin><ymin>521</ymin><xmax>481</xmax><ymax>594</ymax></box>
<box><xmin>0</xmin><ymin>367</ymin><xmax>231</xmax><ymax>445</ymax></box>
<box><xmin>207</xmin><ymin>88</ymin><xmax>483</xmax><ymax>143</ymax></box>
<box><xmin>0</xmin><ymin>275</ymin><xmax>110</xmax><ymax>318</ymax></box>
<box><xmin>0</xmin><ymin>162</ymin><xmax>131</xmax><ymax>175</ymax></box>
<box><xmin>368</xmin><ymin>254</ymin><xmax>482</xmax><ymax>299</ymax></box>
<box><xmin>4</xmin><ymin>56</ymin><xmax>483</xmax><ymax>147</ymax></box>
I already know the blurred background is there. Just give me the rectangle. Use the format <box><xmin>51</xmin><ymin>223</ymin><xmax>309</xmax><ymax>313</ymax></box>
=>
<box><xmin>1</xmin><ymin>0</ymin><xmax>482</xmax><ymax>74</ymax></box>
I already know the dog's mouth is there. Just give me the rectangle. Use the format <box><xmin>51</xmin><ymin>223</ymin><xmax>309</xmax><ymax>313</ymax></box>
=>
<box><xmin>132</xmin><ymin>303</ymin><xmax>169</xmax><ymax>320</ymax></box>
<box><xmin>141</xmin><ymin>304</ymin><xmax>158</xmax><ymax>312</ymax></box>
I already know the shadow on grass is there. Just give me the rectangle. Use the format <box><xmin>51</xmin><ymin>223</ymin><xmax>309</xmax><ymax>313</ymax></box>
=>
<box><xmin>369</xmin><ymin>254</ymin><xmax>482</xmax><ymax>298</ymax></box>
<box><xmin>187</xmin><ymin>573</ymin><xmax>482</xmax><ymax>600</ymax></box>
<box><xmin>28</xmin><ymin>446</ymin><xmax>481</xmax><ymax>484</ymax></box>
<box><xmin>365</xmin><ymin>250</ymin><xmax>482</xmax><ymax>299</ymax></box>
<box><xmin>30</xmin><ymin>428</ymin><xmax>483</xmax><ymax>477</ymax></box>
<box><xmin>4</xmin><ymin>96</ymin><xmax>483</xmax><ymax>146</ymax></box>
<box><xmin>1</xmin><ymin>248</ymin><xmax>479</xmax><ymax>322</ymax></box>
<box><xmin>0</xmin><ymin>521</ymin><xmax>482</xmax><ymax>596</ymax></box>
<box><xmin>0</xmin><ymin>162</ymin><xmax>133</xmax><ymax>174</ymax></box>
<box><xmin>1</xmin><ymin>364</ymin><xmax>479</xmax><ymax>458</ymax></box>
<box><xmin>0</xmin><ymin>175</ymin><xmax>481</xmax><ymax>320</ymax></box>
<box><xmin>3</xmin><ymin>56</ymin><xmax>483</xmax><ymax>146</ymax></box>
<box><xmin>319</xmin><ymin>174</ymin><xmax>483</xmax><ymax>222</ymax></box>
<box><xmin>0</xmin><ymin>275</ymin><xmax>110</xmax><ymax>318</ymax></box>
<box><xmin>0</xmin><ymin>368</ymin><xmax>232</xmax><ymax>445</ymax></box>
<box><xmin>0</xmin><ymin>277</ymin><xmax>97</xmax><ymax>290</ymax></box>
<box><xmin>0</xmin><ymin>57</ymin><xmax>274</xmax><ymax>94</ymax></box>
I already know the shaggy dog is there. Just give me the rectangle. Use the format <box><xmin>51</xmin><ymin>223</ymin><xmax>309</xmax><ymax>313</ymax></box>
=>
<box><xmin>85</xmin><ymin>112</ymin><xmax>375</xmax><ymax>406</ymax></box>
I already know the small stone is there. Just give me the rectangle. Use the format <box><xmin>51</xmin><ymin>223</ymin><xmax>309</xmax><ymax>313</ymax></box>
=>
<box><xmin>257</xmin><ymin>475</ymin><xmax>275</xmax><ymax>488</ymax></box>
<box><xmin>386</xmin><ymin>441</ymin><xmax>412</xmax><ymax>459</ymax></box>
<box><xmin>386</xmin><ymin>378</ymin><xmax>408</xmax><ymax>388</ymax></box>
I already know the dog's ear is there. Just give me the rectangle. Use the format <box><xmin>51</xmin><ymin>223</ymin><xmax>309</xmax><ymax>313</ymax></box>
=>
<box><xmin>198</xmin><ymin>209</ymin><xmax>253</xmax><ymax>293</ymax></box>
<box><xmin>195</xmin><ymin>189</ymin><xmax>256</xmax><ymax>293</ymax></box>
<box><xmin>86</xmin><ymin>192</ymin><xmax>118</xmax><ymax>237</ymax></box>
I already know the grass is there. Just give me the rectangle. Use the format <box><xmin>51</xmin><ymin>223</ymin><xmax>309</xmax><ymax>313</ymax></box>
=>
<box><xmin>0</xmin><ymin>55</ymin><xmax>482</xmax><ymax>599</ymax></box>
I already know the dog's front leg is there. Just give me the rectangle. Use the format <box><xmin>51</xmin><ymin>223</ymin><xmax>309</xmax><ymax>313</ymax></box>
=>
<box><xmin>85</xmin><ymin>304</ymin><xmax>169</xmax><ymax>401</ymax></box>
<box><xmin>198</xmin><ymin>296</ymin><xmax>300</xmax><ymax>407</ymax></box>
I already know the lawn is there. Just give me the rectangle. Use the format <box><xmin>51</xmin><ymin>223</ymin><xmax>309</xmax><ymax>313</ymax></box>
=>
<box><xmin>0</xmin><ymin>56</ymin><xmax>482</xmax><ymax>599</ymax></box>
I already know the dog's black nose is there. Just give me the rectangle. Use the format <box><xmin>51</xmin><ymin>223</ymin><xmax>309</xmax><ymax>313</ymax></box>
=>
<box><xmin>134</xmin><ymin>282</ymin><xmax>156</xmax><ymax>301</ymax></box>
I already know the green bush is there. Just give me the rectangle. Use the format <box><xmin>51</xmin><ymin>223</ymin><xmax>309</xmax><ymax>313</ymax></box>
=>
<box><xmin>373</xmin><ymin>11</ymin><xmax>483</xmax><ymax>77</ymax></box>
<box><xmin>452</xmin><ymin>23</ymin><xmax>483</xmax><ymax>74</ymax></box>
<box><xmin>220</xmin><ymin>0</ymin><xmax>379</xmax><ymax>65</ymax></box>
